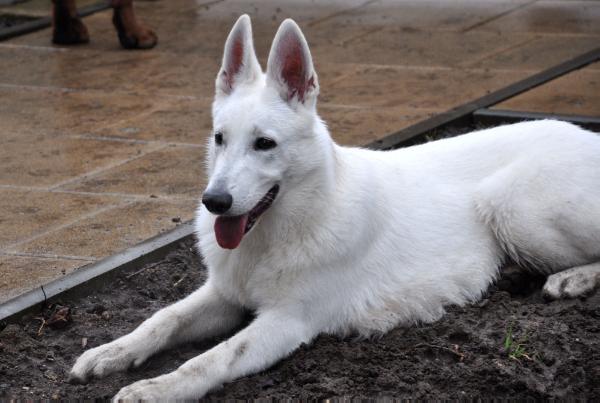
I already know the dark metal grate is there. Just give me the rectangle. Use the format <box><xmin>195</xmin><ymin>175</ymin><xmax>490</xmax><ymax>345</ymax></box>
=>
<box><xmin>0</xmin><ymin>2</ymin><xmax>108</xmax><ymax>41</ymax></box>
<box><xmin>0</xmin><ymin>12</ymin><xmax>39</xmax><ymax>29</ymax></box>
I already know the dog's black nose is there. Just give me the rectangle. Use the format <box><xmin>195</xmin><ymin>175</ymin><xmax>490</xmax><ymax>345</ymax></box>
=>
<box><xmin>202</xmin><ymin>191</ymin><xmax>233</xmax><ymax>214</ymax></box>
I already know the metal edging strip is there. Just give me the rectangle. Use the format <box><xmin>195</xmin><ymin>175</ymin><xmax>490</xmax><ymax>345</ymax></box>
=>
<box><xmin>0</xmin><ymin>2</ymin><xmax>110</xmax><ymax>42</ymax></box>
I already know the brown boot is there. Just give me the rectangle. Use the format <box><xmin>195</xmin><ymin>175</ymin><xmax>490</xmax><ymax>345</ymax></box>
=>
<box><xmin>111</xmin><ymin>0</ymin><xmax>157</xmax><ymax>50</ymax></box>
<box><xmin>52</xmin><ymin>0</ymin><xmax>89</xmax><ymax>45</ymax></box>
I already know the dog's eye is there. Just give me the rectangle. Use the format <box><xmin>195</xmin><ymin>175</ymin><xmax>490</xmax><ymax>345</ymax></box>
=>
<box><xmin>254</xmin><ymin>137</ymin><xmax>277</xmax><ymax>151</ymax></box>
<box><xmin>214</xmin><ymin>132</ymin><xmax>223</xmax><ymax>146</ymax></box>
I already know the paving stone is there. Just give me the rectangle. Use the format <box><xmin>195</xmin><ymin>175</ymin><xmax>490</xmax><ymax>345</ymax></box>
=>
<box><xmin>493</xmin><ymin>64</ymin><xmax>600</xmax><ymax>116</ymax></box>
<box><xmin>15</xmin><ymin>199</ymin><xmax>197</xmax><ymax>260</ymax></box>
<box><xmin>311</xmin><ymin>0</ymin><xmax>537</xmax><ymax>32</ymax></box>
<box><xmin>0</xmin><ymin>189</ymin><xmax>121</xmax><ymax>249</ymax></box>
<box><xmin>466</xmin><ymin>35</ymin><xmax>600</xmax><ymax>71</ymax></box>
<box><xmin>93</xmin><ymin>97</ymin><xmax>213</xmax><ymax>145</ymax></box>
<box><xmin>0</xmin><ymin>255</ymin><xmax>89</xmax><ymax>304</ymax></box>
<box><xmin>322</xmin><ymin>65</ymin><xmax>527</xmax><ymax>109</ymax></box>
<box><xmin>312</xmin><ymin>28</ymin><xmax>536</xmax><ymax>69</ymax></box>
<box><xmin>320</xmin><ymin>105</ymin><xmax>439</xmax><ymax>145</ymax></box>
<box><xmin>0</xmin><ymin>86</ymin><xmax>158</xmax><ymax>136</ymax></box>
<box><xmin>60</xmin><ymin>145</ymin><xmax>206</xmax><ymax>198</ymax></box>
<box><xmin>0</xmin><ymin>133</ymin><xmax>159</xmax><ymax>187</ymax></box>
<box><xmin>479</xmin><ymin>0</ymin><xmax>600</xmax><ymax>35</ymax></box>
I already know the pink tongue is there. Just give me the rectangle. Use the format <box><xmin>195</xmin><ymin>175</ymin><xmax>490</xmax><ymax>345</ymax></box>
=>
<box><xmin>214</xmin><ymin>214</ymin><xmax>248</xmax><ymax>249</ymax></box>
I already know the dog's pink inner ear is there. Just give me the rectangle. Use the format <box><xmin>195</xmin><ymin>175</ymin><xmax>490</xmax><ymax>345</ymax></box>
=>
<box><xmin>277</xmin><ymin>32</ymin><xmax>315</xmax><ymax>102</ymax></box>
<box><xmin>223</xmin><ymin>33</ymin><xmax>244</xmax><ymax>90</ymax></box>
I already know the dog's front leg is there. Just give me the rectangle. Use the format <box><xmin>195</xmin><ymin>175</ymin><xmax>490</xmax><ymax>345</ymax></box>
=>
<box><xmin>70</xmin><ymin>282</ymin><xmax>244</xmax><ymax>383</ymax></box>
<box><xmin>114</xmin><ymin>309</ymin><xmax>316</xmax><ymax>401</ymax></box>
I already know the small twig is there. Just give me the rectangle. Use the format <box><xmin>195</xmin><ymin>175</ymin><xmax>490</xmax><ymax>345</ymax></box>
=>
<box><xmin>413</xmin><ymin>342</ymin><xmax>466</xmax><ymax>361</ymax></box>
<box><xmin>509</xmin><ymin>351</ymin><xmax>534</xmax><ymax>361</ymax></box>
<box><xmin>521</xmin><ymin>353</ymin><xmax>534</xmax><ymax>361</ymax></box>
<box><xmin>126</xmin><ymin>262</ymin><xmax>161</xmax><ymax>279</ymax></box>
<box><xmin>35</xmin><ymin>317</ymin><xmax>47</xmax><ymax>337</ymax></box>
<box><xmin>173</xmin><ymin>274</ymin><xmax>187</xmax><ymax>287</ymax></box>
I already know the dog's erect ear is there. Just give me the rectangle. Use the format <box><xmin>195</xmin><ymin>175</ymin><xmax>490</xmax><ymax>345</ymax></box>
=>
<box><xmin>266</xmin><ymin>19</ymin><xmax>319</xmax><ymax>106</ymax></box>
<box><xmin>216</xmin><ymin>14</ymin><xmax>261</xmax><ymax>96</ymax></box>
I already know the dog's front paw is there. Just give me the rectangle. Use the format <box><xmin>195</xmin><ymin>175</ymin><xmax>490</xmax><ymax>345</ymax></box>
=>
<box><xmin>113</xmin><ymin>379</ymin><xmax>162</xmax><ymax>402</ymax></box>
<box><xmin>69</xmin><ymin>340</ymin><xmax>148</xmax><ymax>383</ymax></box>
<box><xmin>114</xmin><ymin>370</ymin><xmax>210</xmax><ymax>401</ymax></box>
<box><xmin>113</xmin><ymin>373</ymin><xmax>187</xmax><ymax>402</ymax></box>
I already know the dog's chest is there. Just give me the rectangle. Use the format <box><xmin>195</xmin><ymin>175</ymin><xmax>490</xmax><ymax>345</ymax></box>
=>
<box><xmin>207</xmin><ymin>247</ymin><xmax>296</xmax><ymax>309</ymax></box>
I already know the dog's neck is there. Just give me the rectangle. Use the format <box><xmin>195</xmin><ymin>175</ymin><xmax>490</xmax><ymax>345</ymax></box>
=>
<box><xmin>262</xmin><ymin>120</ymin><xmax>339</xmax><ymax>240</ymax></box>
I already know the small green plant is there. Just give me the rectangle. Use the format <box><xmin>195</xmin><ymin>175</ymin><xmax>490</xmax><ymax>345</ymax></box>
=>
<box><xmin>503</xmin><ymin>324</ymin><xmax>536</xmax><ymax>361</ymax></box>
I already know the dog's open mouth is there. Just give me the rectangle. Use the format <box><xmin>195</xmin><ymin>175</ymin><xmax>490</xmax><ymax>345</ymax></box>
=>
<box><xmin>214</xmin><ymin>185</ymin><xmax>279</xmax><ymax>249</ymax></box>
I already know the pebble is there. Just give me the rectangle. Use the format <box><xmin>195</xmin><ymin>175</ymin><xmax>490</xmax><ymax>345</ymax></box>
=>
<box><xmin>44</xmin><ymin>370</ymin><xmax>58</xmax><ymax>382</ymax></box>
<box><xmin>86</xmin><ymin>304</ymin><xmax>106</xmax><ymax>315</ymax></box>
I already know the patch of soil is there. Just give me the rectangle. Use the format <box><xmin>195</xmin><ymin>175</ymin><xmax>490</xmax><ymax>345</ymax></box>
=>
<box><xmin>1</xmin><ymin>239</ymin><xmax>599</xmax><ymax>400</ymax></box>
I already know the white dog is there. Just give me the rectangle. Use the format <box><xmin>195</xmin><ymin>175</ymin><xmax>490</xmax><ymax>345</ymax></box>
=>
<box><xmin>70</xmin><ymin>15</ymin><xmax>600</xmax><ymax>400</ymax></box>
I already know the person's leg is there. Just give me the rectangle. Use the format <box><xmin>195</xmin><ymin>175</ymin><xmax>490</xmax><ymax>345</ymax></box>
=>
<box><xmin>52</xmin><ymin>0</ymin><xmax>89</xmax><ymax>45</ymax></box>
<box><xmin>111</xmin><ymin>0</ymin><xmax>157</xmax><ymax>49</ymax></box>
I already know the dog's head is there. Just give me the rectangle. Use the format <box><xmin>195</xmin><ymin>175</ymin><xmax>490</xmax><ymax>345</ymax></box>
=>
<box><xmin>203</xmin><ymin>15</ymin><xmax>328</xmax><ymax>249</ymax></box>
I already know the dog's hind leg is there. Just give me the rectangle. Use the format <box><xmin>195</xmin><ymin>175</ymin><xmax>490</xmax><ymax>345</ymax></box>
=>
<box><xmin>69</xmin><ymin>283</ymin><xmax>244</xmax><ymax>383</ymax></box>
<box><xmin>475</xmin><ymin>151</ymin><xmax>600</xmax><ymax>299</ymax></box>
<box><xmin>543</xmin><ymin>262</ymin><xmax>600</xmax><ymax>299</ymax></box>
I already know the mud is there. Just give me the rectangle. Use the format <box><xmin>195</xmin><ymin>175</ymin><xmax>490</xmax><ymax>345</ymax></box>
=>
<box><xmin>1</xmin><ymin>239</ymin><xmax>599</xmax><ymax>400</ymax></box>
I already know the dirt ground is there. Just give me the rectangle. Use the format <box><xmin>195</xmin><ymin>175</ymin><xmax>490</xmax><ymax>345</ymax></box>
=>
<box><xmin>1</xmin><ymin>238</ymin><xmax>599</xmax><ymax>400</ymax></box>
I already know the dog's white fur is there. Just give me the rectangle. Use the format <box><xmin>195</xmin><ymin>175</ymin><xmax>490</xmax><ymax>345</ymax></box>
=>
<box><xmin>70</xmin><ymin>15</ymin><xmax>600</xmax><ymax>400</ymax></box>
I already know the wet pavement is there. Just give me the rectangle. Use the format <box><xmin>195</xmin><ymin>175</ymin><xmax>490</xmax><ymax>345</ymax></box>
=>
<box><xmin>494</xmin><ymin>62</ymin><xmax>600</xmax><ymax>116</ymax></box>
<box><xmin>1</xmin><ymin>0</ymin><xmax>599</xmax><ymax>303</ymax></box>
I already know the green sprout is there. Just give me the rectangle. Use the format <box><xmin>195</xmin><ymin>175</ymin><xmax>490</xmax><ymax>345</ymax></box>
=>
<box><xmin>503</xmin><ymin>324</ymin><xmax>536</xmax><ymax>361</ymax></box>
